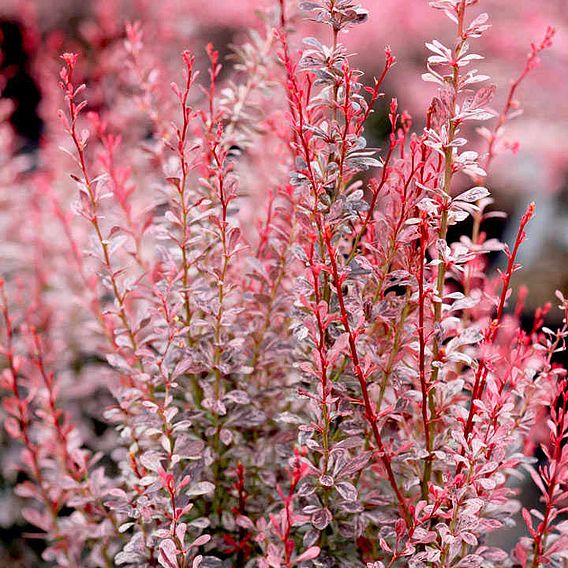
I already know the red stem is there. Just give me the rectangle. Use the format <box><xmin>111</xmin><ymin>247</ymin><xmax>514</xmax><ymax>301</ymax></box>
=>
<box><xmin>323</xmin><ymin>230</ymin><xmax>412</xmax><ymax>528</ymax></box>
<box><xmin>458</xmin><ymin>203</ymin><xmax>534</xmax><ymax>472</ymax></box>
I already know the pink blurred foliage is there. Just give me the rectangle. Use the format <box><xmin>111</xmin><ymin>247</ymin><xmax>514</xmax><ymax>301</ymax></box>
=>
<box><xmin>3</xmin><ymin>0</ymin><xmax>566</xmax><ymax>192</ymax></box>
<box><xmin>0</xmin><ymin>0</ymin><xmax>567</xmax><ymax>567</ymax></box>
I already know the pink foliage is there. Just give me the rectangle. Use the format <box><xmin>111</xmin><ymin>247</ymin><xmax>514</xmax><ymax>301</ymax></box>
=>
<box><xmin>0</xmin><ymin>1</ymin><xmax>567</xmax><ymax>566</ymax></box>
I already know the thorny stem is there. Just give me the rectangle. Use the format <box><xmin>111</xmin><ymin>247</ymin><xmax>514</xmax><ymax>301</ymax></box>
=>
<box><xmin>60</xmin><ymin>57</ymin><xmax>141</xmax><ymax>367</ymax></box>
<box><xmin>456</xmin><ymin>202</ymin><xmax>534</xmax><ymax>473</ymax></box>
<box><xmin>174</xmin><ymin>53</ymin><xmax>198</xmax><ymax>344</ymax></box>
<box><xmin>204</xmin><ymin>45</ymin><xmax>234</xmax><ymax>516</ymax></box>
<box><xmin>374</xmin><ymin>160</ymin><xmax>421</xmax><ymax>411</ymax></box>
<box><xmin>471</xmin><ymin>26</ymin><xmax>555</xmax><ymax>245</ymax></box>
<box><xmin>308</xmin><ymin>241</ymin><xmax>332</xmax><ymax>474</ymax></box>
<box><xmin>422</xmin><ymin>0</ymin><xmax>467</xmax><ymax>495</ymax></box>
<box><xmin>279</xmin><ymin>0</ymin><xmax>412</xmax><ymax>529</ymax></box>
<box><xmin>418</xmin><ymin>219</ymin><xmax>432</xmax><ymax>499</ymax></box>
<box><xmin>323</xmin><ymin>229</ymin><xmax>412</xmax><ymax>528</ymax></box>
<box><xmin>61</xmin><ymin>56</ymin><xmax>175</xmax><ymax>565</ymax></box>
<box><xmin>50</xmin><ymin>173</ymin><xmax>152</xmax><ymax>515</ymax></box>
<box><xmin>210</xmin><ymin>142</ymin><xmax>230</xmax><ymax>402</ymax></box>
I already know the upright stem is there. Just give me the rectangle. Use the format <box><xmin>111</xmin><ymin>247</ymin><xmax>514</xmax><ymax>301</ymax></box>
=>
<box><xmin>176</xmin><ymin>53</ymin><xmax>198</xmax><ymax>344</ymax></box>
<box><xmin>422</xmin><ymin>0</ymin><xmax>467</xmax><ymax>494</ymax></box>
<box><xmin>530</xmin><ymin>380</ymin><xmax>567</xmax><ymax>567</ymax></box>
<box><xmin>418</xmin><ymin>219</ymin><xmax>432</xmax><ymax>499</ymax></box>
<box><xmin>471</xmin><ymin>26</ymin><xmax>555</xmax><ymax>244</ymax></box>
<box><xmin>323</xmin><ymin>230</ymin><xmax>412</xmax><ymax>528</ymax></box>
<box><xmin>457</xmin><ymin>203</ymin><xmax>534</xmax><ymax>472</ymax></box>
<box><xmin>61</xmin><ymin>59</ymin><xmax>141</xmax><ymax>366</ymax></box>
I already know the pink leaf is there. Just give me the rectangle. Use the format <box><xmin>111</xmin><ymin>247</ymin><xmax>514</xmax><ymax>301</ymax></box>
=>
<box><xmin>295</xmin><ymin>546</ymin><xmax>321</xmax><ymax>563</ymax></box>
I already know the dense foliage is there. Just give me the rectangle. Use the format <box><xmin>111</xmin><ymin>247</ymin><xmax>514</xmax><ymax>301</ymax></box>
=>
<box><xmin>0</xmin><ymin>1</ymin><xmax>566</xmax><ymax>566</ymax></box>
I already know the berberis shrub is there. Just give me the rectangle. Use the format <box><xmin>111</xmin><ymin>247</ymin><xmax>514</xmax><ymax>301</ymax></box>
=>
<box><xmin>0</xmin><ymin>0</ymin><xmax>565</xmax><ymax>566</ymax></box>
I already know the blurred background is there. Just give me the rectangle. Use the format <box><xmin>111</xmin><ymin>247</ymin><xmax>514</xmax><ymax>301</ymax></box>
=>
<box><xmin>0</xmin><ymin>0</ymin><xmax>566</xmax><ymax>564</ymax></box>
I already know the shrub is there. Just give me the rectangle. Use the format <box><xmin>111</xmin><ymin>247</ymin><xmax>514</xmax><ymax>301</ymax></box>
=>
<box><xmin>0</xmin><ymin>1</ymin><xmax>565</xmax><ymax>566</ymax></box>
